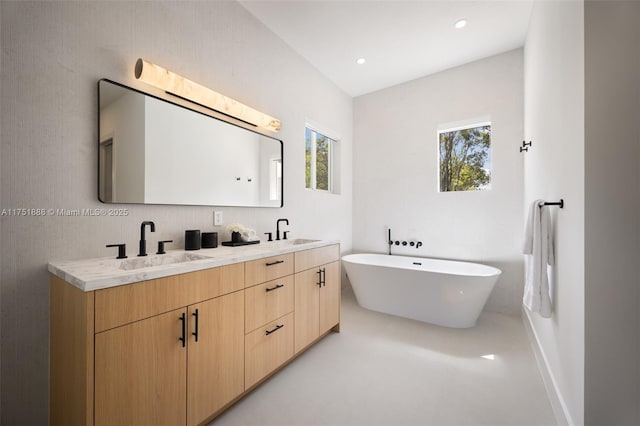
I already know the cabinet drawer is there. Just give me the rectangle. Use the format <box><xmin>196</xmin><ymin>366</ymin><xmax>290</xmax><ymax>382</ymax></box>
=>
<box><xmin>245</xmin><ymin>275</ymin><xmax>294</xmax><ymax>333</ymax></box>
<box><xmin>245</xmin><ymin>312</ymin><xmax>294</xmax><ymax>389</ymax></box>
<box><xmin>245</xmin><ymin>253</ymin><xmax>293</xmax><ymax>287</ymax></box>
<box><xmin>294</xmin><ymin>244</ymin><xmax>340</xmax><ymax>273</ymax></box>
<box><xmin>95</xmin><ymin>263</ymin><xmax>244</xmax><ymax>332</ymax></box>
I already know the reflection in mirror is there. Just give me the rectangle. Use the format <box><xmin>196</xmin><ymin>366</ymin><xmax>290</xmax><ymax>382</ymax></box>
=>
<box><xmin>98</xmin><ymin>79</ymin><xmax>283</xmax><ymax>207</ymax></box>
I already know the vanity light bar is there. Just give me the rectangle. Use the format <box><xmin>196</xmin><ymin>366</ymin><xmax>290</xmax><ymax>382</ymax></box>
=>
<box><xmin>134</xmin><ymin>58</ymin><xmax>281</xmax><ymax>132</ymax></box>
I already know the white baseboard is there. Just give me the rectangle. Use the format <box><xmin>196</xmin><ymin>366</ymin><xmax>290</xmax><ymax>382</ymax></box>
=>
<box><xmin>521</xmin><ymin>308</ymin><xmax>573</xmax><ymax>426</ymax></box>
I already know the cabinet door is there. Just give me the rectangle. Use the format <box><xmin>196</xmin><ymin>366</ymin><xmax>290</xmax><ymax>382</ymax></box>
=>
<box><xmin>294</xmin><ymin>267</ymin><xmax>321</xmax><ymax>353</ymax></box>
<box><xmin>187</xmin><ymin>291</ymin><xmax>245</xmax><ymax>426</ymax></box>
<box><xmin>95</xmin><ymin>308</ymin><xmax>187</xmax><ymax>426</ymax></box>
<box><xmin>319</xmin><ymin>261</ymin><xmax>341</xmax><ymax>334</ymax></box>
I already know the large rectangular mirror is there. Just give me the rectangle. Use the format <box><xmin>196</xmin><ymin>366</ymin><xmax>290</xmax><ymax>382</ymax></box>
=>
<box><xmin>98</xmin><ymin>79</ymin><xmax>283</xmax><ymax>207</ymax></box>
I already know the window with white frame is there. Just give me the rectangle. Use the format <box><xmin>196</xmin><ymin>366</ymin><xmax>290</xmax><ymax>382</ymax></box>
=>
<box><xmin>269</xmin><ymin>157</ymin><xmax>282</xmax><ymax>201</ymax></box>
<box><xmin>438</xmin><ymin>122</ymin><xmax>491</xmax><ymax>192</ymax></box>
<box><xmin>305</xmin><ymin>126</ymin><xmax>335</xmax><ymax>192</ymax></box>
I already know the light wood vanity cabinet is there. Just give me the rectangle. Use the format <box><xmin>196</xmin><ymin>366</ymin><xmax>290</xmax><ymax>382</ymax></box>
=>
<box><xmin>294</xmin><ymin>245</ymin><xmax>341</xmax><ymax>353</ymax></box>
<box><xmin>50</xmin><ymin>243</ymin><xmax>340</xmax><ymax>426</ymax></box>
<box><xmin>95</xmin><ymin>296</ymin><xmax>245</xmax><ymax>426</ymax></box>
<box><xmin>90</xmin><ymin>264</ymin><xmax>245</xmax><ymax>426</ymax></box>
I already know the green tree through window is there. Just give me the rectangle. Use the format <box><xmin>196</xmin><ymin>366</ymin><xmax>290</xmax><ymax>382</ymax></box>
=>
<box><xmin>306</xmin><ymin>127</ymin><xmax>333</xmax><ymax>191</ymax></box>
<box><xmin>439</xmin><ymin>124</ymin><xmax>491</xmax><ymax>192</ymax></box>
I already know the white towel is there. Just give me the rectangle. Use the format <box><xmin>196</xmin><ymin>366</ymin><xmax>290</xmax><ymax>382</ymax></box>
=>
<box><xmin>523</xmin><ymin>200</ymin><xmax>554</xmax><ymax>318</ymax></box>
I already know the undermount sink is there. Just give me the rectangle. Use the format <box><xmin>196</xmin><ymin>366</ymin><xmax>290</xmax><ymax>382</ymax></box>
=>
<box><xmin>284</xmin><ymin>239</ymin><xmax>320</xmax><ymax>245</ymax></box>
<box><xmin>118</xmin><ymin>252</ymin><xmax>209</xmax><ymax>271</ymax></box>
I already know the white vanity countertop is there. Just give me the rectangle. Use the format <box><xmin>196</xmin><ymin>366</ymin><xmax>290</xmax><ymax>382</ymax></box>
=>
<box><xmin>48</xmin><ymin>239</ymin><xmax>340</xmax><ymax>292</ymax></box>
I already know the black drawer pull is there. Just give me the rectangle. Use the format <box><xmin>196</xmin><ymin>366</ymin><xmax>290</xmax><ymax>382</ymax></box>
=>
<box><xmin>265</xmin><ymin>324</ymin><xmax>284</xmax><ymax>335</ymax></box>
<box><xmin>266</xmin><ymin>284</ymin><xmax>284</xmax><ymax>292</ymax></box>
<box><xmin>179</xmin><ymin>313</ymin><xmax>186</xmax><ymax>348</ymax></box>
<box><xmin>192</xmin><ymin>309</ymin><xmax>199</xmax><ymax>342</ymax></box>
<box><xmin>265</xmin><ymin>260</ymin><xmax>284</xmax><ymax>267</ymax></box>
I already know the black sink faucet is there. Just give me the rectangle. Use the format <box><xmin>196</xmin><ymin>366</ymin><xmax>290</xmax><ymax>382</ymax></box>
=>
<box><xmin>276</xmin><ymin>218</ymin><xmax>289</xmax><ymax>241</ymax></box>
<box><xmin>139</xmin><ymin>221</ymin><xmax>156</xmax><ymax>256</ymax></box>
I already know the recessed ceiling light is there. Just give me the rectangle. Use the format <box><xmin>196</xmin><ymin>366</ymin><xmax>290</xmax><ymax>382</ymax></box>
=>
<box><xmin>455</xmin><ymin>19</ymin><xmax>467</xmax><ymax>29</ymax></box>
<box><xmin>356</xmin><ymin>58</ymin><xmax>366</xmax><ymax>65</ymax></box>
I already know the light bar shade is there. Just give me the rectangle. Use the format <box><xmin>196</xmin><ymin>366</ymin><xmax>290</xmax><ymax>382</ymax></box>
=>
<box><xmin>134</xmin><ymin>58</ymin><xmax>281</xmax><ymax>132</ymax></box>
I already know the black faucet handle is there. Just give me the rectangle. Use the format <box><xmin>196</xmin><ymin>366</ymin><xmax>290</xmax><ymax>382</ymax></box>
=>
<box><xmin>264</xmin><ymin>232</ymin><xmax>273</xmax><ymax>242</ymax></box>
<box><xmin>283</xmin><ymin>231</ymin><xmax>290</xmax><ymax>240</ymax></box>
<box><xmin>106</xmin><ymin>243</ymin><xmax>127</xmax><ymax>259</ymax></box>
<box><xmin>157</xmin><ymin>240</ymin><xmax>173</xmax><ymax>255</ymax></box>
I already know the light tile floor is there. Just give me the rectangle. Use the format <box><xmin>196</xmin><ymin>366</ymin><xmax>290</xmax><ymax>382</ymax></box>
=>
<box><xmin>211</xmin><ymin>286</ymin><xmax>557</xmax><ymax>426</ymax></box>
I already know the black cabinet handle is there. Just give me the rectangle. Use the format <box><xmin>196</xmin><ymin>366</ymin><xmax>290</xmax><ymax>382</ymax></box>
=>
<box><xmin>179</xmin><ymin>313</ymin><xmax>186</xmax><ymax>348</ymax></box>
<box><xmin>321</xmin><ymin>268</ymin><xmax>326</xmax><ymax>287</ymax></box>
<box><xmin>192</xmin><ymin>309</ymin><xmax>199</xmax><ymax>342</ymax></box>
<box><xmin>316</xmin><ymin>269</ymin><xmax>322</xmax><ymax>287</ymax></box>
<box><xmin>266</xmin><ymin>260</ymin><xmax>284</xmax><ymax>267</ymax></box>
<box><xmin>265</xmin><ymin>324</ymin><xmax>284</xmax><ymax>336</ymax></box>
<box><xmin>266</xmin><ymin>284</ymin><xmax>284</xmax><ymax>292</ymax></box>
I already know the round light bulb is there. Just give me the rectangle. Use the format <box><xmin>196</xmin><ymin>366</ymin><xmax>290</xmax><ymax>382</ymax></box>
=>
<box><xmin>455</xmin><ymin>19</ymin><xmax>467</xmax><ymax>29</ymax></box>
<box><xmin>356</xmin><ymin>58</ymin><xmax>366</xmax><ymax>65</ymax></box>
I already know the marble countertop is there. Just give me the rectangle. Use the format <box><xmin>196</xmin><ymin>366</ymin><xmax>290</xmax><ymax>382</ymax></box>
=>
<box><xmin>48</xmin><ymin>238</ymin><xmax>339</xmax><ymax>292</ymax></box>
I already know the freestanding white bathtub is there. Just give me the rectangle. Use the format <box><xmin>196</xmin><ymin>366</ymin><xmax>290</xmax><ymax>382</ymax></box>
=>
<box><xmin>342</xmin><ymin>253</ymin><xmax>501</xmax><ymax>328</ymax></box>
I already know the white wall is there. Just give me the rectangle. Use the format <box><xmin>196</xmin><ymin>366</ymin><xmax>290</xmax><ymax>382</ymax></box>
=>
<box><xmin>584</xmin><ymin>2</ymin><xmax>640</xmax><ymax>424</ymax></box>
<box><xmin>353</xmin><ymin>49</ymin><xmax>524</xmax><ymax>315</ymax></box>
<box><xmin>0</xmin><ymin>1</ymin><xmax>352</xmax><ymax>423</ymax></box>
<box><xmin>523</xmin><ymin>1</ymin><xmax>585</xmax><ymax>424</ymax></box>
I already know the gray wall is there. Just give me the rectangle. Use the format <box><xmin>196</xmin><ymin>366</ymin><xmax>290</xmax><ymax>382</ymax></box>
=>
<box><xmin>353</xmin><ymin>49</ymin><xmax>525</xmax><ymax>315</ymax></box>
<box><xmin>0</xmin><ymin>0</ymin><xmax>3</xmax><ymax>408</ymax></box>
<box><xmin>584</xmin><ymin>1</ymin><xmax>640</xmax><ymax>424</ymax></box>
<box><xmin>525</xmin><ymin>1</ymin><xmax>640</xmax><ymax>424</ymax></box>
<box><xmin>523</xmin><ymin>1</ymin><xmax>585</xmax><ymax>423</ymax></box>
<box><xmin>0</xmin><ymin>2</ymin><xmax>353</xmax><ymax>423</ymax></box>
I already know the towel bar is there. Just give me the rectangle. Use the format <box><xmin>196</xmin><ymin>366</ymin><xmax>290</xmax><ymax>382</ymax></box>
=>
<box><xmin>538</xmin><ymin>199</ymin><xmax>564</xmax><ymax>208</ymax></box>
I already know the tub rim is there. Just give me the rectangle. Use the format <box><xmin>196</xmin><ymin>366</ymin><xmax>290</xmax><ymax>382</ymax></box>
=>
<box><xmin>342</xmin><ymin>252</ymin><xmax>502</xmax><ymax>278</ymax></box>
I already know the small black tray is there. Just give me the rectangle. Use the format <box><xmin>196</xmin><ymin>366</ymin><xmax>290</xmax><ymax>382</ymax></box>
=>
<box><xmin>221</xmin><ymin>240</ymin><xmax>260</xmax><ymax>247</ymax></box>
